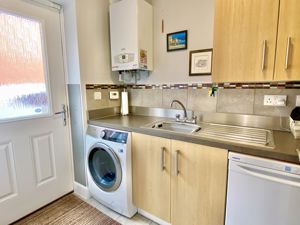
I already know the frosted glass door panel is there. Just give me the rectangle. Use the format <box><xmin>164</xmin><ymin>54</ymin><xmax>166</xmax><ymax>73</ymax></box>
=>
<box><xmin>0</xmin><ymin>11</ymin><xmax>50</xmax><ymax>121</ymax></box>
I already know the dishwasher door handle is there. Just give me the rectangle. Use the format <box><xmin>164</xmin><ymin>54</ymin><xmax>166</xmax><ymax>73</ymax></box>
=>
<box><xmin>233</xmin><ymin>162</ymin><xmax>300</xmax><ymax>188</ymax></box>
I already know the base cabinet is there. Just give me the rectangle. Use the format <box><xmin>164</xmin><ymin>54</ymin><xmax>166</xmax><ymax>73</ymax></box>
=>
<box><xmin>132</xmin><ymin>133</ymin><xmax>171</xmax><ymax>222</ymax></box>
<box><xmin>132</xmin><ymin>133</ymin><xmax>228</xmax><ymax>225</ymax></box>
<box><xmin>171</xmin><ymin>140</ymin><xmax>228</xmax><ymax>225</ymax></box>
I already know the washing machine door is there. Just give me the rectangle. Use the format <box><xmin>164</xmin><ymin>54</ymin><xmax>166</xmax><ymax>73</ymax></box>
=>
<box><xmin>88</xmin><ymin>143</ymin><xmax>122</xmax><ymax>192</ymax></box>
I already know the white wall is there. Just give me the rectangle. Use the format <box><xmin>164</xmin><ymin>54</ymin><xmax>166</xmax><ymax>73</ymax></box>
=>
<box><xmin>63</xmin><ymin>0</ymin><xmax>81</xmax><ymax>84</ymax></box>
<box><xmin>76</xmin><ymin>0</ymin><xmax>119</xmax><ymax>84</ymax></box>
<box><xmin>62</xmin><ymin>0</ymin><xmax>87</xmax><ymax>185</ymax></box>
<box><xmin>69</xmin><ymin>0</ymin><xmax>214</xmax><ymax>85</ymax></box>
<box><xmin>140</xmin><ymin>0</ymin><xmax>214</xmax><ymax>84</ymax></box>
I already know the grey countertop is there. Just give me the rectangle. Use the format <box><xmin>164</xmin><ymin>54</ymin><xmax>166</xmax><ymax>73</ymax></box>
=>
<box><xmin>88</xmin><ymin>115</ymin><xmax>300</xmax><ymax>164</ymax></box>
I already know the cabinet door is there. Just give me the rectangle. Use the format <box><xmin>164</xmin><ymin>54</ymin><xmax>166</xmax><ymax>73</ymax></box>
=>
<box><xmin>274</xmin><ymin>0</ymin><xmax>300</xmax><ymax>81</ymax></box>
<box><xmin>212</xmin><ymin>0</ymin><xmax>279</xmax><ymax>82</ymax></box>
<box><xmin>171</xmin><ymin>141</ymin><xmax>228</xmax><ymax>225</ymax></box>
<box><xmin>132</xmin><ymin>133</ymin><xmax>171</xmax><ymax>222</ymax></box>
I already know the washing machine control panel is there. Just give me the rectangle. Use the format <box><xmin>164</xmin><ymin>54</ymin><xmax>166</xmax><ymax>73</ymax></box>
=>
<box><xmin>101</xmin><ymin>129</ymin><xmax>128</xmax><ymax>144</ymax></box>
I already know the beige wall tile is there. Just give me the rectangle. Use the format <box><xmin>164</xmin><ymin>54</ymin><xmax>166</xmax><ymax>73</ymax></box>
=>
<box><xmin>86</xmin><ymin>89</ymin><xmax>109</xmax><ymax>110</ymax></box>
<box><xmin>217</xmin><ymin>89</ymin><xmax>255</xmax><ymax>114</ymax></box>
<box><xmin>187</xmin><ymin>88</ymin><xmax>217</xmax><ymax>112</ymax></box>
<box><xmin>128</xmin><ymin>89</ymin><xmax>143</xmax><ymax>106</ymax></box>
<box><xmin>162</xmin><ymin>89</ymin><xmax>188</xmax><ymax>109</ymax></box>
<box><xmin>254</xmin><ymin>89</ymin><xmax>299</xmax><ymax>117</ymax></box>
<box><xmin>87</xmin><ymin>87</ymin><xmax>299</xmax><ymax>118</ymax></box>
<box><xmin>86</xmin><ymin>89</ymin><xmax>122</xmax><ymax>110</ymax></box>
<box><xmin>129</xmin><ymin>89</ymin><xmax>163</xmax><ymax>107</ymax></box>
<box><xmin>142</xmin><ymin>89</ymin><xmax>163</xmax><ymax>107</ymax></box>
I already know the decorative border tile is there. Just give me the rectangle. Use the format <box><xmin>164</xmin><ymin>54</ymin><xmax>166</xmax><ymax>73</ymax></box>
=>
<box><xmin>86</xmin><ymin>84</ymin><xmax>124</xmax><ymax>90</ymax></box>
<box><xmin>86</xmin><ymin>81</ymin><xmax>300</xmax><ymax>90</ymax></box>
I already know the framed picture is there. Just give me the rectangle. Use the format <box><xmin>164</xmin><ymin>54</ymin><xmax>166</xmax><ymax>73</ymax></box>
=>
<box><xmin>167</xmin><ymin>30</ymin><xmax>188</xmax><ymax>52</ymax></box>
<box><xmin>189</xmin><ymin>49</ymin><xmax>213</xmax><ymax>76</ymax></box>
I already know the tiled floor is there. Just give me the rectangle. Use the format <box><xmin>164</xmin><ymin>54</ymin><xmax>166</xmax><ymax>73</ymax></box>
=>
<box><xmin>85</xmin><ymin>197</ymin><xmax>159</xmax><ymax>225</ymax></box>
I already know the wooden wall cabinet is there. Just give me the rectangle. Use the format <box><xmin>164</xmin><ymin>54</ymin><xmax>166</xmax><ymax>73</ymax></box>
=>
<box><xmin>212</xmin><ymin>0</ymin><xmax>300</xmax><ymax>82</ymax></box>
<box><xmin>132</xmin><ymin>133</ymin><xmax>228</xmax><ymax>225</ymax></box>
<box><xmin>274</xmin><ymin>0</ymin><xmax>300</xmax><ymax>81</ymax></box>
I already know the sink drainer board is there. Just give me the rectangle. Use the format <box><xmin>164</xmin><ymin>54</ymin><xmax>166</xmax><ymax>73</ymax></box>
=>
<box><xmin>199</xmin><ymin>124</ymin><xmax>274</xmax><ymax>147</ymax></box>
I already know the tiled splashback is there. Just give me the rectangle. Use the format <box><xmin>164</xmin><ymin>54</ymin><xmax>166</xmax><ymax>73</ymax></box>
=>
<box><xmin>86</xmin><ymin>82</ymin><xmax>300</xmax><ymax>118</ymax></box>
<box><xmin>86</xmin><ymin>81</ymin><xmax>300</xmax><ymax>90</ymax></box>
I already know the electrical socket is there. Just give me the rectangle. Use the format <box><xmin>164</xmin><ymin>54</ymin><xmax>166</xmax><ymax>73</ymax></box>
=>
<box><xmin>94</xmin><ymin>92</ymin><xmax>102</xmax><ymax>100</ymax></box>
<box><xmin>109</xmin><ymin>91</ymin><xmax>120</xmax><ymax>100</ymax></box>
<box><xmin>264</xmin><ymin>95</ymin><xmax>287</xmax><ymax>106</ymax></box>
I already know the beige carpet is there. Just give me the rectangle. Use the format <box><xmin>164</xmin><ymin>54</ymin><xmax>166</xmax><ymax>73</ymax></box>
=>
<box><xmin>13</xmin><ymin>194</ymin><xmax>121</xmax><ymax>225</ymax></box>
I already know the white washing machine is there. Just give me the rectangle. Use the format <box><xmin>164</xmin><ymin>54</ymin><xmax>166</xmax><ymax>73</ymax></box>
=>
<box><xmin>85</xmin><ymin>125</ymin><xmax>137</xmax><ymax>218</ymax></box>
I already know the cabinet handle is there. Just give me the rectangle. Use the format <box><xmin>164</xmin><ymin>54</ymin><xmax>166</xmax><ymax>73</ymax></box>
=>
<box><xmin>175</xmin><ymin>150</ymin><xmax>180</xmax><ymax>176</ymax></box>
<box><xmin>261</xmin><ymin>40</ymin><xmax>267</xmax><ymax>71</ymax></box>
<box><xmin>285</xmin><ymin>37</ymin><xmax>291</xmax><ymax>70</ymax></box>
<box><xmin>161</xmin><ymin>147</ymin><xmax>166</xmax><ymax>171</ymax></box>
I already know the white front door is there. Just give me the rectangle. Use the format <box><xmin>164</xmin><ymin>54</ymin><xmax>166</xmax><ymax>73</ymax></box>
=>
<box><xmin>0</xmin><ymin>1</ymin><xmax>73</xmax><ymax>224</ymax></box>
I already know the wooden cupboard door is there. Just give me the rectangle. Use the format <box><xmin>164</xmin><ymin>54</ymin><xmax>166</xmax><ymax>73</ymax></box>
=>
<box><xmin>274</xmin><ymin>0</ymin><xmax>300</xmax><ymax>81</ymax></box>
<box><xmin>171</xmin><ymin>141</ymin><xmax>228</xmax><ymax>225</ymax></box>
<box><xmin>132</xmin><ymin>133</ymin><xmax>171</xmax><ymax>222</ymax></box>
<box><xmin>212</xmin><ymin>0</ymin><xmax>279</xmax><ymax>82</ymax></box>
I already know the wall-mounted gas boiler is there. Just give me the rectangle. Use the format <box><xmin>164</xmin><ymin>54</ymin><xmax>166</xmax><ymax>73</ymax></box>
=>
<box><xmin>109</xmin><ymin>0</ymin><xmax>153</xmax><ymax>71</ymax></box>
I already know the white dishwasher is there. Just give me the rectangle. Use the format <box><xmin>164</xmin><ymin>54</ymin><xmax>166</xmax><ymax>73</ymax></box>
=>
<box><xmin>226</xmin><ymin>152</ymin><xmax>300</xmax><ymax>225</ymax></box>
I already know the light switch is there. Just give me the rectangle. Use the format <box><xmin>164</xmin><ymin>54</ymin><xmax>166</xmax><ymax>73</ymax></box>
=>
<box><xmin>94</xmin><ymin>92</ymin><xmax>102</xmax><ymax>100</ymax></box>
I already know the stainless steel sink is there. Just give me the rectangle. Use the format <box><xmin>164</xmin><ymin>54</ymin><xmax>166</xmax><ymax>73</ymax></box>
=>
<box><xmin>143</xmin><ymin>120</ymin><xmax>274</xmax><ymax>148</ymax></box>
<box><xmin>145</xmin><ymin>121</ymin><xmax>201</xmax><ymax>134</ymax></box>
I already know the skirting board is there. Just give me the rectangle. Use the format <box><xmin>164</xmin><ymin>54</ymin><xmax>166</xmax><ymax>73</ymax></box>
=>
<box><xmin>74</xmin><ymin>182</ymin><xmax>91</xmax><ymax>200</ymax></box>
<box><xmin>138</xmin><ymin>208</ymin><xmax>171</xmax><ymax>225</ymax></box>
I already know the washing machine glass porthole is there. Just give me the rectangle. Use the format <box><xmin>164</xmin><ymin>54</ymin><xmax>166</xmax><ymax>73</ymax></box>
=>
<box><xmin>88</xmin><ymin>143</ymin><xmax>122</xmax><ymax>192</ymax></box>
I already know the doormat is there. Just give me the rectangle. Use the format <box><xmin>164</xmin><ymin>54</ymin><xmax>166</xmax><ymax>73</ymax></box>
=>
<box><xmin>12</xmin><ymin>193</ymin><xmax>121</xmax><ymax>225</ymax></box>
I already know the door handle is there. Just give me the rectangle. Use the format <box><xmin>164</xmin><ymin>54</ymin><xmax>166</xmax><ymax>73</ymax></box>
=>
<box><xmin>234</xmin><ymin>163</ymin><xmax>300</xmax><ymax>188</ymax></box>
<box><xmin>285</xmin><ymin>37</ymin><xmax>291</xmax><ymax>70</ymax></box>
<box><xmin>261</xmin><ymin>40</ymin><xmax>267</xmax><ymax>71</ymax></box>
<box><xmin>161</xmin><ymin>147</ymin><xmax>166</xmax><ymax>171</ymax></box>
<box><xmin>175</xmin><ymin>150</ymin><xmax>180</xmax><ymax>176</ymax></box>
<box><xmin>55</xmin><ymin>104</ymin><xmax>67</xmax><ymax>126</ymax></box>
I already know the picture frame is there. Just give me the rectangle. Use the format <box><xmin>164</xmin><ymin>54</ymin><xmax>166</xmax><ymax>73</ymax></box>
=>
<box><xmin>189</xmin><ymin>49</ymin><xmax>213</xmax><ymax>76</ymax></box>
<box><xmin>167</xmin><ymin>30</ymin><xmax>188</xmax><ymax>52</ymax></box>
